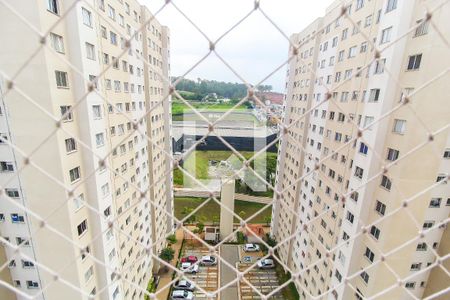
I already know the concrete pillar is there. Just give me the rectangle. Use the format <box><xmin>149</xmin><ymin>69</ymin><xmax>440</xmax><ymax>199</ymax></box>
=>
<box><xmin>219</xmin><ymin>178</ymin><xmax>235</xmax><ymax>241</ymax></box>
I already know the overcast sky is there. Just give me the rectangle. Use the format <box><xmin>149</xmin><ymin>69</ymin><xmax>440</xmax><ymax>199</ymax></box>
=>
<box><xmin>142</xmin><ymin>0</ymin><xmax>334</xmax><ymax>92</ymax></box>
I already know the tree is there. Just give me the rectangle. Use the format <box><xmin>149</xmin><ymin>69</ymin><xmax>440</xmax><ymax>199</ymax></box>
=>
<box><xmin>196</xmin><ymin>222</ymin><xmax>205</xmax><ymax>233</ymax></box>
<box><xmin>181</xmin><ymin>206</ymin><xmax>196</xmax><ymax>224</ymax></box>
<box><xmin>159</xmin><ymin>247</ymin><xmax>175</xmax><ymax>272</ymax></box>
<box><xmin>166</xmin><ymin>234</ymin><xmax>177</xmax><ymax>246</ymax></box>
<box><xmin>264</xmin><ymin>215</ymin><xmax>272</xmax><ymax>226</ymax></box>
<box><xmin>212</xmin><ymin>215</ymin><xmax>220</xmax><ymax>226</ymax></box>
<box><xmin>238</xmin><ymin>210</ymin><xmax>246</xmax><ymax>220</ymax></box>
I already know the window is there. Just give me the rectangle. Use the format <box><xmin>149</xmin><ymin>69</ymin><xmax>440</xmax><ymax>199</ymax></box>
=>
<box><xmin>393</xmin><ymin>119</ymin><xmax>406</xmax><ymax>134</ymax></box>
<box><xmin>436</xmin><ymin>174</ymin><xmax>446</xmax><ymax>183</ymax></box>
<box><xmin>346</xmin><ymin>211</ymin><xmax>354</xmax><ymax>224</ymax></box>
<box><xmin>6</xmin><ymin>189</ymin><xmax>19</xmax><ymax>198</ymax></box>
<box><xmin>416</xmin><ymin>242</ymin><xmax>427</xmax><ymax>251</ymax></box>
<box><xmin>85</xmin><ymin>43</ymin><xmax>95</xmax><ymax>60</ymax></box>
<box><xmin>55</xmin><ymin>71</ymin><xmax>68</xmax><ymax>88</ymax></box>
<box><xmin>77</xmin><ymin>219</ymin><xmax>88</xmax><ymax>236</ymax></box>
<box><xmin>60</xmin><ymin>105</ymin><xmax>73</xmax><ymax>121</ymax></box>
<box><xmin>364</xmin><ymin>116</ymin><xmax>374</xmax><ymax>129</ymax></box>
<box><xmin>22</xmin><ymin>260</ymin><xmax>34</xmax><ymax>268</ymax></box>
<box><xmin>442</xmin><ymin>149</ymin><xmax>450</xmax><ymax>158</ymax></box>
<box><xmin>81</xmin><ymin>8</ymin><xmax>92</xmax><ymax>27</ymax></box>
<box><xmin>108</xmin><ymin>5</ymin><xmax>116</xmax><ymax>20</ymax></box>
<box><xmin>354</xmin><ymin>167</ymin><xmax>364</xmax><ymax>179</ymax></box>
<box><xmin>73</xmin><ymin>194</ymin><xmax>84</xmax><ymax>210</ymax></box>
<box><xmin>1</xmin><ymin>161</ymin><xmax>14</xmax><ymax>172</ymax></box>
<box><xmin>85</xmin><ymin>265</ymin><xmax>94</xmax><ymax>282</ymax></box>
<box><xmin>11</xmin><ymin>213</ymin><xmax>25</xmax><ymax>223</ymax></box>
<box><xmin>342</xmin><ymin>28</ymin><xmax>348</xmax><ymax>40</ymax></box>
<box><xmin>405</xmin><ymin>282</ymin><xmax>416</xmax><ymax>289</ymax></box>
<box><xmin>47</xmin><ymin>0</ymin><xmax>59</xmax><ymax>14</ymax></box>
<box><xmin>26</xmin><ymin>281</ymin><xmax>39</xmax><ymax>289</ymax></box>
<box><xmin>356</xmin><ymin>0</ymin><xmax>364</xmax><ymax>10</ymax></box>
<box><xmin>92</xmin><ymin>105</ymin><xmax>102</xmax><ymax>119</ymax></box>
<box><xmin>360</xmin><ymin>41</ymin><xmax>368</xmax><ymax>53</ymax></box>
<box><xmin>69</xmin><ymin>167</ymin><xmax>81</xmax><ymax>182</ymax></box>
<box><xmin>359</xmin><ymin>142</ymin><xmax>368</xmax><ymax>155</ymax></box>
<box><xmin>110</xmin><ymin>31</ymin><xmax>117</xmax><ymax>45</ymax></box>
<box><xmin>414</xmin><ymin>19</ymin><xmax>429</xmax><ymax>37</ymax></box>
<box><xmin>374</xmin><ymin>59</ymin><xmax>386</xmax><ymax>74</ymax></box>
<box><xmin>360</xmin><ymin>271</ymin><xmax>369</xmax><ymax>284</ymax></box>
<box><xmin>364</xmin><ymin>247</ymin><xmax>375</xmax><ymax>262</ymax></box>
<box><xmin>49</xmin><ymin>33</ymin><xmax>64</xmax><ymax>53</ymax></box>
<box><xmin>410</xmin><ymin>263</ymin><xmax>421</xmax><ymax>271</ymax></box>
<box><xmin>368</xmin><ymin>89</ymin><xmax>380</xmax><ymax>102</ymax></box>
<box><xmin>375</xmin><ymin>200</ymin><xmax>386</xmax><ymax>215</ymax></box>
<box><xmin>95</xmin><ymin>133</ymin><xmax>105</xmax><ymax>147</ymax></box>
<box><xmin>101</xmin><ymin>183</ymin><xmax>110</xmax><ymax>197</ymax></box>
<box><xmin>423</xmin><ymin>221</ymin><xmax>434</xmax><ymax>229</ymax></box>
<box><xmin>380</xmin><ymin>175</ymin><xmax>392</xmax><ymax>190</ymax></box>
<box><xmin>386</xmin><ymin>148</ymin><xmax>399</xmax><ymax>161</ymax></box>
<box><xmin>407</xmin><ymin>54</ymin><xmax>422</xmax><ymax>70</ymax></box>
<box><xmin>348</xmin><ymin>46</ymin><xmax>357</xmax><ymax>58</ymax></box>
<box><xmin>380</xmin><ymin>27</ymin><xmax>392</xmax><ymax>44</ymax></box>
<box><xmin>370</xmin><ymin>226</ymin><xmax>380</xmax><ymax>239</ymax></box>
<box><xmin>65</xmin><ymin>138</ymin><xmax>77</xmax><ymax>153</ymax></box>
<box><xmin>386</xmin><ymin>0</ymin><xmax>397</xmax><ymax>13</ymax></box>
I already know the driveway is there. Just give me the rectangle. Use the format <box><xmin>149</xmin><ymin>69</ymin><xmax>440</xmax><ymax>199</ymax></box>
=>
<box><xmin>220</xmin><ymin>244</ymin><xmax>240</xmax><ymax>299</ymax></box>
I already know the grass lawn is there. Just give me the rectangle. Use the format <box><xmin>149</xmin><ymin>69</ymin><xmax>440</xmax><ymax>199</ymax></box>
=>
<box><xmin>275</xmin><ymin>264</ymin><xmax>300</xmax><ymax>300</ymax></box>
<box><xmin>172</xmin><ymin>100</ymin><xmax>247</xmax><ymax>115</ymax></box>
<box><xmin>173</xmin><ymin>150</ymin><xmax>277</xmax><ymax>188</ymax></box>
<box><xmin>174</xmin><ymin>197</ymin><xmax>272</xmax><ymax>224</ymax></box>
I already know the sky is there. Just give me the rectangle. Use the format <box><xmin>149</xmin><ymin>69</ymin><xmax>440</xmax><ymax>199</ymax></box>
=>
<box><xmin>143</xmin><ymin>0</ymin><xmax>334</xmax><ymax>92</ymax></box>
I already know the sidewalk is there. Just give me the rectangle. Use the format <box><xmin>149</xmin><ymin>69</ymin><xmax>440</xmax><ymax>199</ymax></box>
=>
<box><xmin>155</xmin><ymin>229</ymin><xmax>184</xmax><ymax>300</ymax></box>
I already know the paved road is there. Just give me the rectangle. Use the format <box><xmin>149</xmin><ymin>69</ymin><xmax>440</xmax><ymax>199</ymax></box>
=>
<box><xmin>220</xmin><ymin>245</ymin><xmax>240</xmax><ymax>300</ymax></box>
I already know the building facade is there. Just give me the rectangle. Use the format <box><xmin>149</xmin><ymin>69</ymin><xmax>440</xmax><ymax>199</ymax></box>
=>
<box><xmin>272</xmin><ymin>0</ymin><xmax>450</xmax><ymax>299</ymax></box>
<box><xmin>0</xmin><ymin>0</ymin><xmax>172</xmax><ymax>299</ymax></box>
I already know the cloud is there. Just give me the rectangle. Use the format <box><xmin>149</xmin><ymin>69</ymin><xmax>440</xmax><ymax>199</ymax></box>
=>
<box><xmin>142</xmin><ymin>0</ymin><xmax>332</xmax><ymax>92</ymax></box>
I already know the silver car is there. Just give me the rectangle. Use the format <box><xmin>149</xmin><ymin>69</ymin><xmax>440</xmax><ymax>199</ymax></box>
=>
<box><xmin>171</xmin><ymin>290</ymin><xmax>194</xmax><ymax>300</ymax></box>
<box><xmin>243</xmin><ymin>243</ymin><xmax>260</xmax><ymax>252</ymax></box>
<box><xmin>257</xmin><ymin>258</ymin><xmax>275</xmax><ymax>269</ymax></box>
<box><xmin>173</xmin><ymin>279</ymin><xmax>196</xmax><ymax>291</ymax></box>
<box><xmin>200</xmin><ymin>255</ymin><xmax>217</xmax><ymax>266</ymax></box>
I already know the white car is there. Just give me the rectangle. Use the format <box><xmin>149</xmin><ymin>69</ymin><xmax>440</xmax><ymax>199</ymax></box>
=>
<box><xmin>173</xmin><ymin>279</ymin><xmax>196</xmax><ymax>291</ymax></box>
<box><xmin>171</xmin><ymin>290</ymin><xmax>194</xmax><ymax>300</ymax></box>
<box><xmin>180</xmin><ymin>262</ymin><xmax>199</xmax><ymax>274</ymax></box>
<box><xmin>257</xmin><ymin>258</ymin><xmax>275</xmax><ymax>269</ymax></box>
<box><xmin>243</xmin><ymin>243</ymin><xmax>260</xmax><ymax>252</ymax></box>
<box><xmin>200</xmin><ymin>255</ymin><xmax>217</xmax><ymax>266</ymax></box>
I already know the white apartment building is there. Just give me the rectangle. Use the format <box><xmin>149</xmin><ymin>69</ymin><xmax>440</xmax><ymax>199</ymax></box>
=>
<box><xmin>272</xmin><ymin>0</ymin><xmax>450</xmax><ymax>299</ymax></box>
<box><xmin>0</xmin><ymin>0</ymin><xmax>172</xmax><ymax>299</ymax></box>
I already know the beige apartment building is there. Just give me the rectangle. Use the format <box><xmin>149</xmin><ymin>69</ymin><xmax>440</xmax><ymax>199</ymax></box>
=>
<box><xmin>0</xmin><ymin>0</ymin><xmax>172</xmax><ymax>299</ymax></box>
<box><xmin>272</xmin><ymin>0</ymin><xmax>450</xmax><ymax>299</ymax></box>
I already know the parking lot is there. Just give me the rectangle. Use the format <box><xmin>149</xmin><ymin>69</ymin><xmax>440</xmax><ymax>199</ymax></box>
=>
<box><xmin>238</xmin><ymin>263</ymin><xmax>283</xmax><ymax>299</ymax></box>
<box><xmin>181</xmin><ymin>240</ymin><xmax>219</xmax><ymax>299</ymax></box>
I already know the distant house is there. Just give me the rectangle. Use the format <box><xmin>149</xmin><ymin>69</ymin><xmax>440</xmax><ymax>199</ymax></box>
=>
<box><xmin>255</xmin><ymin>92</ymin><xmax>284</xmax><ymax>106</ymax></box>
<box><xmin>202</xmin><ymin>93</ymin><xmax>218</xmax><ymax>102</ymax></box>
<box><xmin>244</xmin><ymin>224</ymin><xmax>266</xmax><ymax>243</ymax></box>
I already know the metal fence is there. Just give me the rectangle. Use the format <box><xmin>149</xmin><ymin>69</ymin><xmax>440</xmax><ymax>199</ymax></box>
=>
<box><xmin>0</xmin><ymin>0</ymin><xmax>449</xmax><ymax>299</ymax></box>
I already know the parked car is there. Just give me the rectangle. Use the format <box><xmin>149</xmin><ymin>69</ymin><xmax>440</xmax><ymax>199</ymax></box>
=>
<box><xmin>200</xmin><ymin>255</ymin><xmax>217</xmax><ymax>266</ymax></box>
<box><xmin>180</xmin><ymin>262</ymin><xmax>199</xmax><ymax>274</ymax></box>
<box><xmin>173</xmin><ymin>279</ymin><xmax>196</xmax><ymax>291</ymax></box>
<box><xmin>243</xmin><ymin>243</ymin><xmax>260</xmax><ymax>252</ymax></box>
<box><xmin>180</xmin><ymin>256</ymin><xmax>198</xmax><ymax>264</ymax></box>
<box><xmin>171</xmin><ymin>290</ymin><xmax>194</xmax><ymax>300</ymax></box>
<box><xmin>257</xmin><ymin>258</ymin><xmax>275</xmax><ymax>269</ymax></box>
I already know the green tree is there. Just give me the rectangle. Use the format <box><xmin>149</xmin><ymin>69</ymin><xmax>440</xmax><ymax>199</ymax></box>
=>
<box><xmin>238</xmin><ymin>210</ymin><xmax>246</xmax><ymax>220</ymax></box>
<box><xmin>196</xmin><ymin>222</ymin><xmax>205</xmax><ymax>233</ymax></box>
<box><xmin>166</xmin><ymin>234</ymin><xmax>177</xmax><ymax>246</ymax></box>
<box><xmin>264</xmin><ymin>215</ymin><xmax>272</xmax><ymax>226</ymax></box>
<box><xmin>212</xmin><ymin>215</ymin><xmax>220</xmax><ymax>226</ymax></box>
<box><xmin>159</xmin><ymin>247</ymin><xmax>175</xmax><ymax>272</ymax></box>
